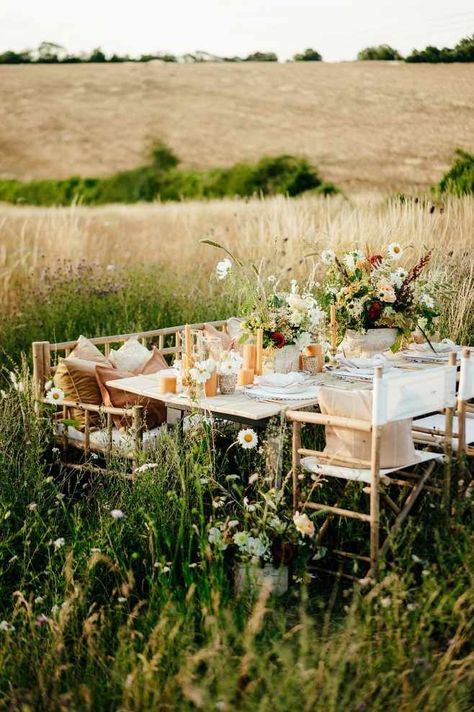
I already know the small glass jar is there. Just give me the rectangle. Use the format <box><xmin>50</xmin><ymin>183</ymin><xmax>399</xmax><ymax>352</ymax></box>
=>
<box><xmin>219</xmin><ymin>373</ymin><xmax>237</xmax><ymax>395</ymax></box>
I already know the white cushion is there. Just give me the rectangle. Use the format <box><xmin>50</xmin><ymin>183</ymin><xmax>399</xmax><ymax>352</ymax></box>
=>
<box><xmin>56</xmin><ymin>423</ymin><xmax>165</xmax><ymax>455</ymax></box>
<box><xmin>301</xmin><ymin>449</ymin><xmax>444</xmax><ymax>485</ymax></box>
<box><xmin>109</xmin><ymin>338</ymin><xmax>151</xmax><ymax>372</ymax></box>
<box><xmin>413</xmin><ymin>414</ymin><xmax>474</xmax><ymax>451</ymax></box>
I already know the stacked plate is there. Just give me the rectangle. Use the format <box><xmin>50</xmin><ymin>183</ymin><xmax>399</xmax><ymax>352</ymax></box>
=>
<box><xmin>244</xmin><ymin>372</ymin><xmax>321</xmax><ymax>402</ymax></box>
<box><xmin>402</xmin><ymin>340</ymin><xmax>460</xmax><ymax>363</ymax></box>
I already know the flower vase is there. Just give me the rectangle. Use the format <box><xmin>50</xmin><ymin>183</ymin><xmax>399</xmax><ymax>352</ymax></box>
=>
<box><xmin>219</xmin><ymin>373</ymin><xmax>237</xmax><ymax>395</ymax></box>
<box><xmin>235</xmin><ymin>562</ymin><xmax>289</xmax><ymax>597</ymax></box>
<box><xmin>341</xmin><ymin>328</ymin><xmax>398</xmax><ymax>357</ymax></box>
<box><xmin>273</xmin><ymin>345</ymin><xmax>301</xmax><ymax>373</ymax></box>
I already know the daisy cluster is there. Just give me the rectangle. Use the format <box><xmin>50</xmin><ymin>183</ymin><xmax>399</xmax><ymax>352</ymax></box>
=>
<box><xmin>188</xmin><ymin>351</ymin><xmax>243</xmax><ymax>385</ymax></box>
<box><xmin>320</xmin><ymin>244</ymin><xmax>440</xmax><ymax>338</ymax></box>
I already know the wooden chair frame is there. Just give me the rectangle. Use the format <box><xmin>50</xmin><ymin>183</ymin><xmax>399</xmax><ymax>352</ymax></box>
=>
<box><xmin>32</xmin><ymin>320</ymin><xmax>229</xmax><ymax>471</ymax></box>
<box><xmin>287</xmin><ymin>355</ymin><xmax>457</xmax><ymax>580</ymax></box>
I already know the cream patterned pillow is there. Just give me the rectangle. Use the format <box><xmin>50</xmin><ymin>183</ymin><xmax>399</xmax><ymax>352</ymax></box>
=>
<box><xmin>109</xmin><ymin>337</ymin><xmax>151</xmax><ymax>372</ymax></box>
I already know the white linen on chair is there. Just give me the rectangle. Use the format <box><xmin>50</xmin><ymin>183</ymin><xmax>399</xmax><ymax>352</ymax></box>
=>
<box><xmin>55</xmin><ymin>423</ymin><xmax>166</xmax><ymax>454</ymax></box>
<box><xmin>374</xmin><ymin>365</ymin><xmax>457</xmax><ymax>425</ymax></box>
<box><xmin>459</xmin><ymin>350</ymin><xmax>474</xmax><ymax>400</ymax></box>
<box><xmin>413</xmin><ymin>413</ymin><xmax>474</xmax><ymax>450</ymax></box>
<box><xmin>301</xmin><ymin>450</ymin><xmax>444</xmax><ymax>485</ymax></box>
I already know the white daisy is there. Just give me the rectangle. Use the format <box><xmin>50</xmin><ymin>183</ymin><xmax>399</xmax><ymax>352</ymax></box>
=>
<box><xmin>237</xmin><ymin>428</ymin><xmax>258</xmax><ymax>449</ymax></box>
<box><xmin>387</xmin><ymin>242</ymin><xmax>403</xmax><ymax>260</ymax></box>
<box><xmin>110</xmin><ymin>509</ymin><xmax>124</xmax><ymax>520</ymax></box>
<box><xmin>421</xmin><ymin>293</ymin><xmax>435</xmax><ymax>309</ymax></box>
<box><xmin>53</xmin><ymin>537</ymin><xmax>65</xmax><ymax>550</ymax></box>
<box><xmin>321</xmin><ymin>249</ymin><xmax>336</xmax><ymax>265</ymax></box>
<box><xmin>190</xmin><ymin>361</ymin><xmax>212</xmax><ymax>383</ymax></box>
<box><xmin>390</xmin><ymin>267</ymin><xmax>407</xmax><ymax>288</ymax></box>
<box><xmin>215</xmin><ymin>258</ymin><xmax>232</xmax><ymax>280</ymax></box>
<box><xmin>45</xmin><ymin>387</ymin><xmax>65</xmax><ymax>406</ymax></box>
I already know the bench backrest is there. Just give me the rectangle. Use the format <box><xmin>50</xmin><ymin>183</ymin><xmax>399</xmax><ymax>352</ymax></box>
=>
<box><xmin>32</xmin><ymin>320</ymin><xmax>228</xmax><ymax>396</ymax></box>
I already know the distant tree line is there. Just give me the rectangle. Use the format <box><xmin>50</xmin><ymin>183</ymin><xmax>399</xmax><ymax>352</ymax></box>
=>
<box><xmin>357</xmin><ymin>34</ymin><xmax>474</xmax><ymax>62</ymax></box>
<box><xmin>0</xmin><ymin>42</ymin><xmax>323</xmax><ymax>65</ymax></box>
<box><xmin>1</xmin><ymin>35</ymin><xmax>473</xmax><ymax>65</ymax></box>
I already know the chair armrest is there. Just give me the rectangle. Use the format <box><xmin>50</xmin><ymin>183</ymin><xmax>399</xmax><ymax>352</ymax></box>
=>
<box><xmin>286</xmin><ymin>409</ymin><xmax>372</xmax><ymax>433</ymax></box>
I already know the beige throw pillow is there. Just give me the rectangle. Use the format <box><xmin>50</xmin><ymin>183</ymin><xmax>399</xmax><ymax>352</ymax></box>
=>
<box><xmin>318</xmin><ymin>386</ymin><xmax>419</xmax><ymax>469</ymax></box>
<box><xmin>109</xmin><ymin>337</ymin><xmax>152</xmax><ymax>372</ymax></box>
<box><xmin>69</xmin><ymin>335</ymin><xmax>109</xmax><ymax>363</ymax></box>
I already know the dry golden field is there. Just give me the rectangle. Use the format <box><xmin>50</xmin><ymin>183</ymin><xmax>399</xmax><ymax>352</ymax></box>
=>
<box><xmin>1</xmin><ymin>194</ymin><xmax>473</xmax><ymax>342</ymax></box>
<box><xmin>1</xmin><ymin>62</ymin><xmax>473</xmax><ymax>192</ymax></box>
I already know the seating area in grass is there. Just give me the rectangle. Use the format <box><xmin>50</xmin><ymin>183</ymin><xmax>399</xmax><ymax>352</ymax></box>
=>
<box><xmin>32</xmin><ymin>320</ymin><xmax>232</xmax><ymax>467</ymax></box>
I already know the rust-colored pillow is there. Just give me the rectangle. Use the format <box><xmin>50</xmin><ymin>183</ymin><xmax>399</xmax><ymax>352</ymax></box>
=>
<box><xmin>53</xmin><ymin>357</ymin><xmax>106</xmax><ymax>430</ymax></box>
<box><xmin>140</xmin><ymin>346</ymin><xmax>169</xmax><ymax>375</ymax></box>
<box><xmin>96</xmin><ymin>363</ymin><xmax>167</xmax><ymax>430</ymax></box>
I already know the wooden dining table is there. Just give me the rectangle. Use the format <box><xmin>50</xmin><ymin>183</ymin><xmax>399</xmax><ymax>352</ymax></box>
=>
<box><xmin>106</xmin><ymin>373</ymin><xmax>322</xmax><ymax>427</ymax></box>
<box><xmin>106</xmin><ymin>356</ymin><xmax>451</xmax><ymax>428</ymax></box>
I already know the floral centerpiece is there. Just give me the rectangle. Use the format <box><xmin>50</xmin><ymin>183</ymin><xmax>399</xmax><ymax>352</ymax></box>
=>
<box><xmin>242</xmin><ymin>279</ymin><xmax>325</xmax><ymax>352</ymax></box>
<box><xmin>319</xmin><ymin>243</ymin><xmax>441</xmax><ymax>352</ymax></box>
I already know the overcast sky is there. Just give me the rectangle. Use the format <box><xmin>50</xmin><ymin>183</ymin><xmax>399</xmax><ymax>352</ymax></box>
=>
<box><xmin>1</xmin><ymin>0</ymin><xmax>473</xmax><ymax>61</ymax></box>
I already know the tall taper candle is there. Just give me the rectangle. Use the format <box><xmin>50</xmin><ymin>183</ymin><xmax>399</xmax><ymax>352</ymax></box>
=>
<box><xmin>184</xmin><ymin>324</ymin><xmax>192</xmax><ymax>370</ymax></box>
<box><xmin>330</xmin><ymin>305</ymin><xmax>337</xmax><ymax>351</ymax></box>
<box><xmin>255</xmin><ymin>328</ymin><xmax>263</xmax><ymax>376</ymax></box>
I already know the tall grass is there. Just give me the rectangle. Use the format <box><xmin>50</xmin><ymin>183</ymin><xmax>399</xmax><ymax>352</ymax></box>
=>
<box><xmin>1</xmin><ymin>193</ymin><xmax>474</xmax><ymax>354</ymax></box>
<box><xmin>0</xmin><ymin>373</ymin><xmax>472</xmax><ymax>710</ymax></box>
<box><xmin>0</xmin><ymin>192</ymin><xmax>473</xmax><ymax>709</ymax></box>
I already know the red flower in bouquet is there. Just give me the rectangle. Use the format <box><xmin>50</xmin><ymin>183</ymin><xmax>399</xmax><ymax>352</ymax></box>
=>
<box><xmin>367</xmin><ymin>301</ymin><xmax>382</xmax><ymax>321</ymax></box>
<box><xmin>369</xmin><ymin>254</ymin><xmax>383</xmax><ymax>267</ymax></box>
<box><xmin>270</xmin><ymin>332</ymin><xmax>286</xmax><ymax>349</ymax></box>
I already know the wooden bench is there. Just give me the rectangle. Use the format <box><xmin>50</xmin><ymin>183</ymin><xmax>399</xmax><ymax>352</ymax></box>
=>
<box><xmin>32</xmin><ymin>320</ymin><xmax>229</xmax><ymax>471</ymax></box>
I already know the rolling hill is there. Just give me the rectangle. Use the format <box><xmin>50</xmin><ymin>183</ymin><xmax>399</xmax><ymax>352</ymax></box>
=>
<box><xmin>0</xmin><ymin>61</ymin><xmax>473</xmax><ymax>192</ymax></box>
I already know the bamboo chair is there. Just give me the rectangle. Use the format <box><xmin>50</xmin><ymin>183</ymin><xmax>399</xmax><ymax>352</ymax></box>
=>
<box><xmin>413</xmin><ymin>348</ymin><xmax>474</xmax><ymax>472</ymax></box>
<box><xmin>32</xmin><ymin>320</ymin><xmax>229</xmax><ymax>473</ymax></box>
<box><xmin>287</xmin><ymin>355</ymin><xmax>457</xmax><ymax>580</ymax></box>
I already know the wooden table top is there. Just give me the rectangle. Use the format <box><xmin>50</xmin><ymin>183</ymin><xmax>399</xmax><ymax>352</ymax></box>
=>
<box><xmin>106</xmin><ymin>357</ymin><xmax>445</xmax><ymax>425</ymax></box>
<box><xmin>106</xmin><ymin>374</ymin><xmax>321</xmax><ymax>423</ymax></box>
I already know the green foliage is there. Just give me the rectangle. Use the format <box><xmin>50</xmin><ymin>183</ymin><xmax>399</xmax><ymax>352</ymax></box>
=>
<box><xmin>0</xmin><ymin>148</ymin><xmax>338</xmax><ymax>207</ymax></box>
<box><xmin>435</xmin><ymin>149</ymin><xmax>474</xmax><ymax>196</ymax></box>
<box><xmin>406</xmin><ymin>34</ymin><xmax>474</xmax><ymax>63</ymax></box>
<box><xmin>357</xmin><ymin>44</ymin><xmax>402</xmax><ymax>61</ymax></box>
<box><xmin>244</xmin><ymin>51</ymin><xmax>278</xmax><ymax>62</ymax></box>
<box><xmin>292</xmin><ymin>48</ymin><xmax>323</xmax><ymax>62</ymax></box>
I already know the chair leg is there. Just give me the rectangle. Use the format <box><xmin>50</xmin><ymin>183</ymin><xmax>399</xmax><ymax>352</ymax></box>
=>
<box><xmin>369</xmin><ymin>502</ymin><xmax>379</xmax><ymax>579</ymax></box>
<box><xmin>443</xmin><ymin>406</ymin><xmax>454</xmax><ymax>515</ymax></box>
<box><xmin>292</xmin><ymin>421</ymin><xmax>301</xmax><ymax>512</ymax></box>
<box><xmin>379</xmin><ymin>461</ymin><xmax>435</xmax><ymax>561</ymax></box>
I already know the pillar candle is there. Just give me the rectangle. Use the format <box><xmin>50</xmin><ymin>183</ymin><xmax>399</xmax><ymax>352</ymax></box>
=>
<box><xmin>238</xmin><ymin>368</ymin><xmax>254</xmax><ymax>386</ymax></box>
<box><xmin>255</xmin><ymin>329</ymin><xmax>263</xmax><ymax>376</ymax></box>
<box><xmin>159</xmin><ymin>374</ymin><xmax>177</xmax><ymax>394</ymax></box>
<box><xmin>204</xmin><ymin>371</ymin><xmax>218</xmax><ymax>397</ymax></box>
<box><xmin>243</xmin><ymin>344</ymin><xmax>257</xmax><ymax>371</ymax></box>
<box><xmin>330</xmin><ymin>305</ymin><xmax>337</xmax><ymax>352</ymax></box>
